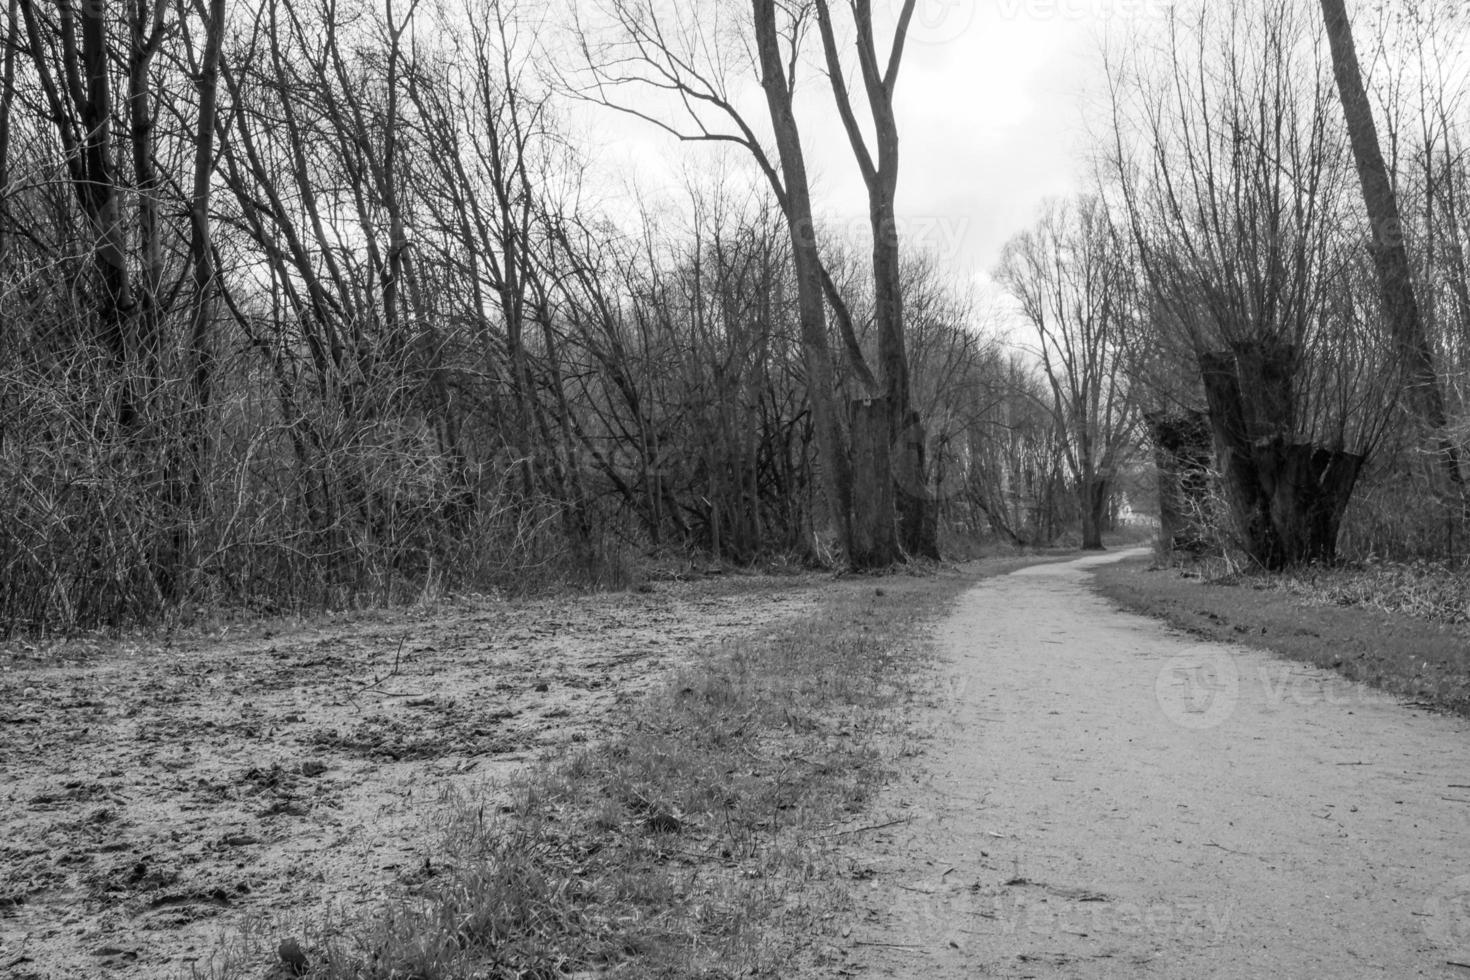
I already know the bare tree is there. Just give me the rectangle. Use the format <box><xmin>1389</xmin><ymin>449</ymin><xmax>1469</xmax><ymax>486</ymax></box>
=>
<box><xmin>572</xmin><ymin>0</ymin><xmax>896</xmax><ymax>563</ymax></box>
<box><xmin>750</xmin><ymin>0</ymin><xmax>870</xmax><ymax>562</ymax></box>
<box><xmin>1106</xmin><ymin>0</ymin><xmax>1388</xmax><ymax>568</ymax></box>
<box><xmin>997</xmin><ymin>196</ymin><xmax>1141</xmax><ymax>550</ymax></box>
<box><xmin>184</xmin><ymin>0</ymin><xmax>226</xmax><ymax>417</ymax></box>
<box><xmin>811</xmin><ymin>0</ymin><xmax>937</xmax><ymax>559</ymax></box>
<box><xmin>19</xmin><ymin>0</ymin><xmax>146</xmax><ymax>425</ymax></box>
<box><xmin>1319</xmin><ymin>0</ymin><xmax>1463</xmax><ymax>496</ymax></box>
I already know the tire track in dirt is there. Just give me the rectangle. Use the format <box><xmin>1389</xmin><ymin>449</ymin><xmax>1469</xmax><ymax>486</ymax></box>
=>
<box><xmin>833</xmin><ymin>551</ymin><xmax>1470</xmax><ymax>978</ymax></box>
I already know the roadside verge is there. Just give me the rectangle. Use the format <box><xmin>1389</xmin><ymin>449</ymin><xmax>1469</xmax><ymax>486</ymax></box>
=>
<box><xmin>1090</xmin><ymin>556</ymin><xmax>1470</xmax><ymax>718</ymax></box>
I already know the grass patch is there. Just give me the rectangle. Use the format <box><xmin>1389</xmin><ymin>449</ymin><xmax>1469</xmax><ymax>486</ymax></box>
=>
<box><xmin>1264</xmin><ymin>559</ymin><xmax>1470</xmax><ymax>627</ymax></box>
<box><xmin>1091</xmin><ymin>556</ymin><xmax>1470</xmax><ymax>717</ymax></box>
<box><xmin>192</xmin><ymin>558</ymin><xmax>1048</xmax><ymax>980</ymax></box>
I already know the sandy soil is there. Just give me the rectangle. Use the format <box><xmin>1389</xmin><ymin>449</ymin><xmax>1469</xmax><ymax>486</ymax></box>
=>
<box><xmin>0</xmin><ymin>576</ymin><xmax>819</xmax><ymax>980</ymax></box>
<box><xmin>831</xmin><ymin>551</ymin><xmax>1470</xmax><ymax>979</ymax></box>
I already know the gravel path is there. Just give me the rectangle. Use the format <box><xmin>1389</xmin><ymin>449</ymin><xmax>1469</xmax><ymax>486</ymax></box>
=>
<box><xmin>838</xmin><ymin>551</ymin><xmax>1470</xmax><ymax>978</ymax></box>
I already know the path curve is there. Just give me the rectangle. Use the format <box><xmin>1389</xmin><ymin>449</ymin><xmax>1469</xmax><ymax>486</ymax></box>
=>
<box><xmin>838</xmin><ymin>551</ymin><xmax>1470</xmax><ymax>978</ymax></box>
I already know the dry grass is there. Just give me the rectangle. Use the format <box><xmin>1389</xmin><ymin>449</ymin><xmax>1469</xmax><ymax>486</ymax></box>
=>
<box><xmin>1264</xmin><ymin>559</ymin><xmax>1470</xmax><ymax>627</ymax></box>
<box><xmin>1144</xmin><ymin>552</ymin><xmax>1470</xmax><ymax>627</ymax></box>
<box><xmin>1091</xmin><ymin>555</ymin><xmax>1470</xmax><ymax>718</ymax></box>
<box><xmin>187</xmin><ymin>564</ymin><xmax>988</xmax><ymax>980</ymax></box>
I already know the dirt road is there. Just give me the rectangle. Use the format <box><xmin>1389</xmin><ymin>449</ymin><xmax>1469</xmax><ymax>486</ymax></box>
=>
<box><xmin>836</xmin><ymin>551</ymin><xmax>1470</xmax><ymax>979</ymax></box>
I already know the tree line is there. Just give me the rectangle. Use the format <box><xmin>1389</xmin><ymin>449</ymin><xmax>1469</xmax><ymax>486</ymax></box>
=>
<box><xmin>1</xmin><ymin>0</ymin><xmax>1463</xmax><ymax>633</ymax></box>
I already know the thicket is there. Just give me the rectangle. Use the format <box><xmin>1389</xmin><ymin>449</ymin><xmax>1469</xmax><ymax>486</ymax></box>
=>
<box><xmin>8</xmin><ymin>0</ymin><xmax>1465</xmax><ymax>634</ymax></box>
<box><xmin>0</xmin><ymin>0</ymin><xmax>1094</xmax><ymax>635</ymax></box>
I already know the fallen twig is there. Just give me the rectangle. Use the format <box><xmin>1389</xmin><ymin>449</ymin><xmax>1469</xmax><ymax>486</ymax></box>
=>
<box><xmin>800</xmin><ymin>816</ymin><xmax>911</xmax><ymax>843</ymax></box>
<box><xmin>895</xmin><ymin>883</ymin><xmax>934</xmax><ymax>895</ymax></box>
<box><xmin>352</xmin><ymin>635</ymin><xmax>409</xmax><ymax>699</ymax></box>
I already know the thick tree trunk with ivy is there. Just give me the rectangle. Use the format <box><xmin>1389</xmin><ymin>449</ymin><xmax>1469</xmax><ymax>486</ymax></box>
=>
<box><xmin>1200</xmin><ymin>344</ymin><xmax>1364</xmax><ymax>569</ymax></box>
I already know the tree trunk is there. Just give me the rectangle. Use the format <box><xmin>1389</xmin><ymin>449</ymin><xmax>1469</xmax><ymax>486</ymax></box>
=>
<box><xmin>752</xmin><ymin>0</ymin><xmax>854</xmax><ymax>561</ymax></box>
<box><xmin>813</xmin><ymin>0</ymin><xmax>937</xmax><ymax>561</ymax></box>
<box><xmin>128</xmin><ymin>0</ymin><xmax>165</xmax><ymax>384</ymax></box>
<box><xmin>1319</xmin><ymin>0</ymin><xmax>1462</xmax><ymax>490</ymax></box>
<box><xmin>0</xmin><ymin>0</ymin><xmax>18</xmax><ymax>260</ymax></box>
<box><xmin>27</xmin><ymin>0</ymin><xmax>142</xmax><ymax>426</ymax></box>
<box><xmin>849</xmin><ymin>396</ymin><xmax>897</xmax><ymax>568</ymax></box>
<box><xmin>187</xmin><ymin>0</ymin><xmax>225</xmax><ymax>419</ymax></box>
<box><xmin>1200</xmin><ymin>344</ymin><xmax>1363</xmax><ymax>569</ymax></box>
<box><xmin>894</xmin><ymin>408</ymin><xmax>939</xmax><ymax>558</ymax></box>
<box><xmin>1079</xmin><ymin>476</ymin><xmax>1108</xmax><ymax>551</ymax></box>
<box><xmin>874</xmin><ymin>202</ymin><xmax>937</xmax><ymax>560</ymax></box>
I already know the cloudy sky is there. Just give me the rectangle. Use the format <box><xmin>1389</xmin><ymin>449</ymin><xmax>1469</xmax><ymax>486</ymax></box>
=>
<box><xmin>874</xmin><ymin>1</ymin><xmax>1142</xmax><ymax>279</ymax></box>
<box><xmin>571</xmin><ymin>1</ymin><xmax>1173</xmax><ymax>302</ymax></box>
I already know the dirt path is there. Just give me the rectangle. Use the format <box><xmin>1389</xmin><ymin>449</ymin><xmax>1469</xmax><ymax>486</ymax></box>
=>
<box><xmin>0</xmin><ymin>576</ymin><xmax>820</xmax><ymax>980</ymax></box>
<box><xmin>834</xmin><ymin>551</ymin><xmax>1470</xmax><ymax>979</ymax></box>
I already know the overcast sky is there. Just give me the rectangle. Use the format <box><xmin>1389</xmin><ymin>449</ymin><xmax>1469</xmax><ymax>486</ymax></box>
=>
<box><xmin>567</xmin><ymin>1</ymin><xmax>1174</xmax><ymax>305</ymax></box>
<box><xmin>869</xmin><ymin>2</ymin><xmax>1109</xmax><ymax>286</ymax></box>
